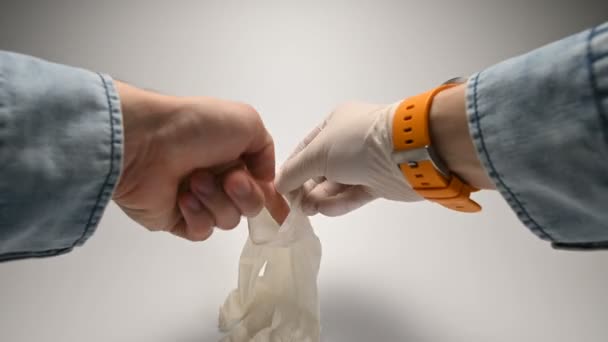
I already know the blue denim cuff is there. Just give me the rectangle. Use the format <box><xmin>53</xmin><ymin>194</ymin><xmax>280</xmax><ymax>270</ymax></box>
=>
<box><xmin>465</xmin><ymin>23</ymin><xmax>608</xmax><ymax>250</ymax></box>
<box><xmin>0</xmin><ymin>52</ymin><xmax>123</xmax><ymax>261</ymax></box>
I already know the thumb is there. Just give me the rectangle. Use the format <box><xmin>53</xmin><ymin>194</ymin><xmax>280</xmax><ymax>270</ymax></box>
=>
<box><xmin>243</xmin><ymin>126</ymin><xmax>276</xmax><ymax>182</ymax></box>
<box><xmin>276</xmin><ymin>128</ymin><xmax>327</xmax><ymax>194</ymax></box>
<box><xmin>259</xmin><ymin>181</ymin><xmax>290</xmax><ymax>224</ymax></box>
<box><xmin>315</xmin><ymin>185</ymin><xmax>375</xmax><ymax>217</ymax></box>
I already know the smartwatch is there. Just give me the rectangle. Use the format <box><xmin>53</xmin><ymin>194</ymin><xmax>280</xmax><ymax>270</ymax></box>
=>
<box><xmin>391</xmin><ymin>78</ymin><xmax>481</xmax><ymax>213</ymax></box>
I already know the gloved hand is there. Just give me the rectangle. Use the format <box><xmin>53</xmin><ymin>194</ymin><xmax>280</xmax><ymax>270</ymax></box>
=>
<box><xmin>276</xmin><ymin>102</ymin><xmax>421</xmax><ymax>216</ymax></box>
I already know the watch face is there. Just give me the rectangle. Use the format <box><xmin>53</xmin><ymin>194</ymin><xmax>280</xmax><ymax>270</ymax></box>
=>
<box><xmin>426</xmin><ymin>145</ymin><xmax>451</xmax><ymax>178</ymax></box>
<box><xmin>442</xmin><ymin>77</ymin><xmax>467</xmax><ymax>85</ymax></box>
<box><xmin>391</xmin><ymin>145</ymin><xmax>451</xmax><ymax>178</ymax></box>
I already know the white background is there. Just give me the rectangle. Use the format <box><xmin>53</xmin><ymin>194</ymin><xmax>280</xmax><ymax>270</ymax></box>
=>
<box><xmin>1</xmin><ymin>1</ymin><xmax>607</xmax><ymax>341</ymax></box>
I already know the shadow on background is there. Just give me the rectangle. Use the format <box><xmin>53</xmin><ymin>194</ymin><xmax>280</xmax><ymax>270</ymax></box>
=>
<box><xmin>319</xmin><ymin>285</ymin><xmax>422</xmax><ymax>342</ymax></box>
<box><xmin>167</xmin><ymin>305</ymin><xmax>224</xmax><ymax>342</ymax></box>
<box><xmin>172</xmin><ymin>286</ymin><xmax>422</xmax><ymax>342</ymax></box>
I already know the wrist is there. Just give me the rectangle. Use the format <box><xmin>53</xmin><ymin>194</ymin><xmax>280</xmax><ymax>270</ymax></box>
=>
<box><xmin>115</xmin><ymin>81</ymin><xmax>178</xmax><ymax>132</ymax></box>
<box><xmin>114</xmin><ymin>80</ymin><xmax>179</xmax><ymax>195</ymax></box>
<box><xmin>429</xmin><ymin>83</ymin><xmax>495</xmax><ymax>189</ymax></box>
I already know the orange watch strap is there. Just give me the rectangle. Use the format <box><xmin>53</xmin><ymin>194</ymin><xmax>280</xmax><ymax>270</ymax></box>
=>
<box><xmin>393</xmin><ymin>84</ymin><xmax>481</xmax><ymax>213</ymax></box>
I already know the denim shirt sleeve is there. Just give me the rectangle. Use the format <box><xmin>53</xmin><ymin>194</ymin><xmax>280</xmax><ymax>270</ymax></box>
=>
<box><xmin>0</xmin><ymin>51</ymin><xmax>123</xmax><ymax>261</ymax></box>
<box><xmin>467</xmin><ymin>22</ymin><xmax>608</xmax><ymax>250</ymax></box>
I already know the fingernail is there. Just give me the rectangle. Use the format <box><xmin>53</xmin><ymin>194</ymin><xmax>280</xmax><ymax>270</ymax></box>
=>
<box><xmin>186</xmin><ymin>196</ymin><xmax>202</xmax><ymax>211</ymax></box>
<box><xmin>195</xmin><ymin>174</ymin><xmax>215</xmax><ymax>196</ymax></box>
<box><xmin>232</xmin><ymin>179</ymin><xmax>251</xmax><ymax>198</ymax></box>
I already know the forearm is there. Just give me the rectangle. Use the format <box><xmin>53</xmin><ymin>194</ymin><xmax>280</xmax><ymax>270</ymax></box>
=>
<box><xmin>428</xmin><ymin>22</ymin><xmax>608</xmax><ymax>249</ymax></box>
<box><xmin>429</xmin><ymin>83</ymin><xmax>495</xmax><ymax>190</ymax></box>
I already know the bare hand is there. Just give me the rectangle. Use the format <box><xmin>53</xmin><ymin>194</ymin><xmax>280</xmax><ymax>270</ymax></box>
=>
<box><xmin>112</xmin><ymin>81</ymin><xmax>276</xmax><ymax>241</ymax></box>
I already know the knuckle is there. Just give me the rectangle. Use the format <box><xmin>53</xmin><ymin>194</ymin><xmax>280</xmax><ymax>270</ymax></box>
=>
<box><xmin>240</xmin><ymin>103</ymin><xmax>266</xmax><ymax>131</ymax></box>
<box><xmin>237</xmin><ymin>103</ymin><xmax>260</xmax><ymax>119</ymax></box>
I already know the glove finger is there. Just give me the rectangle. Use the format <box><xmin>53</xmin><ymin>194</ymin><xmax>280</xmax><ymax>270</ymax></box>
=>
<box><xmin>302</xmin><ymin>177</ymin><xmax>325</xmax><ymax>196</ymax></box>
<box><xmin>316</xmin><ymin>185</ymin><xmax>375</xmax><ymax>217</ymax></box>
<box><xmin>275</xmin><ymin>135</ymin><xmax>326</xmax><ymax>195</ymax></box>
<box><xmin>285</xmin><ymin>120</ymin><xmax>327</xmax><ymax>161</ymax></box>
<box><xmin>301</xmin><ymin>180</ymin><xmax>347</xmax><ymax>215</ymax></box>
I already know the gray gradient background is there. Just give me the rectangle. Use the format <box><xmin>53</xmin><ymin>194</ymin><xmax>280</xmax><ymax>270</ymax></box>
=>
<box><xmin>1</xmin><ymin>1</ymin><xmax>608</xmax><ymax>341</ymax></box>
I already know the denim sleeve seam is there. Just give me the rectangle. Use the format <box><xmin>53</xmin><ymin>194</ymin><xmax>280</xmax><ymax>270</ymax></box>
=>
<box><xmin>0</xmin><ymin>247</ymin><xmax>74</xmax><ymax>262</ymax></box>
<box><xmin>591</xmin><ymin>50</ymin><xmax>608</xmax><ymax>63</ymax></box>
<box><xmin>71</xmin><ymin>73</ymin><xmax>122</xmax><ymax>247</ymax></box>
<box><xmin>588</xmin><ymin>26</ymin><xmax>608</xmax><ymax>146</ymax></box>
<box><xmin>592</xmin><ymin>24</ymin><xmax>608</xmax><ymax>37</ymax></box>
<box><xmin>469</xmin><ymin>73</ymin><xmax>554</xmax><ymax>241</ymax></box>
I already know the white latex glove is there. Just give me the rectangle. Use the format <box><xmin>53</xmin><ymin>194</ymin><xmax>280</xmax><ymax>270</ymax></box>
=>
<box><xmin>275</xmin><ymin>102</ymin><xmax>421</xmax><ymax>216</ymax></box>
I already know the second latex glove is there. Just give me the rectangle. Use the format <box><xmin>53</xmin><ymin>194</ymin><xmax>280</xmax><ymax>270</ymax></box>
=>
<box><xmin>276</xmin><ymin>102</ymin><xmax>421</xmax><ymax>216</ymax></box>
